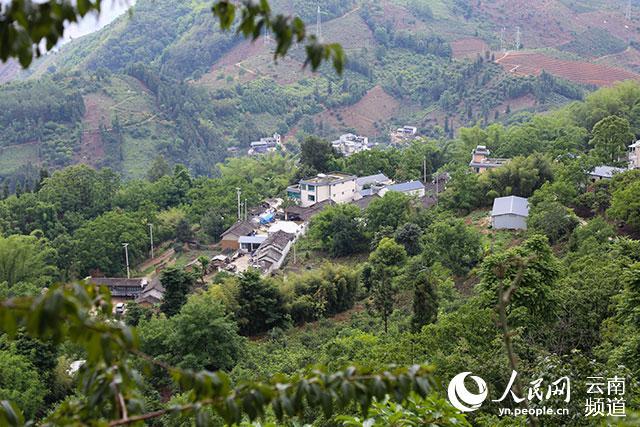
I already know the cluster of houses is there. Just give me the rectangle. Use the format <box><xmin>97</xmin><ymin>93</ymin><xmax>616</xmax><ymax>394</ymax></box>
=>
<box><xmin>97</xmin><ymin>139</ymin><xmax>640</xmax><ymax>313</ymax></box>
<box><xmin>331</xmin><ymin>133</ymin><xmax>371</xmax><ymax>156</ymax></box>
<box><xmin>471</xmin><ymin>140</ymin><xmax>640</xmax><ymax>177</ymax></box>
<box><xmin>390</xmin><ymin>125</ymin><xmax>418</xmax><ymax>145</ymax></box>
<box><xmin>285</xmin><ymin>171</ymin><xmax>442</xmax><ymax>209</ymax></box>
<box><xmin>248</xmin><ymin>133</ymin><xmax>283</xmax><ymax>156</ymax></box>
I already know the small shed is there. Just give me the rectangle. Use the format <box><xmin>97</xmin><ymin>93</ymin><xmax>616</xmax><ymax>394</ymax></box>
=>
<box><xmin>491</xmin><ymin>196</ymin><xmax>529</xmax><ymax>230</ymax></box>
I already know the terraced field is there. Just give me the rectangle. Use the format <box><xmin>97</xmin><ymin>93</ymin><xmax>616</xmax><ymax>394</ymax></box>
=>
<box><xmin>496</xmin><ymin>51</ymin><xmax>640</xmax><ymax>86</ymax></box>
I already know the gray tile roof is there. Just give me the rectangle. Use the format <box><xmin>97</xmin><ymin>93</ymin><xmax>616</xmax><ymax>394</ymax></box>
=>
<box><xmin>221</xmin><ymin>220</ymin><xmax>256</xmax><ymax>238</ymax></box>
<box><xmin>589</xmin><ymin>166</ymin><xmax>627</xmax><ymax>179</ymax></box>
<box><xmin>356</xmin><ymin>173</ymin><xmax>390</xmax><ymax>188</ymax></box>
<box><xmin>384</xmin><ymin>180</ymin><xmax>425</xmax><ymax>193</ymax></box>
<box><xmin>491</xmin><ymin>196</ymin><xmax>529</xmax><ymax>217</ymax></box>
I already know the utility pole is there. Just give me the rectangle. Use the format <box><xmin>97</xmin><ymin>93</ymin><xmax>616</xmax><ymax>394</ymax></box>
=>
<box><xmin>236</xmin><ymin>188</ymin><xmax>242</xmax><ymax>222</ymax></box>
<box><xmin>500</xmin><ymin>27</ymin><xmax>506</xmax><ymax>52</ymax></box>
<box><xmin>627</xmin><ymin>0</ymin><xmax>632</xmax><ymax>20</ymax></box>
<box><xmin>515</xmin><ymin>26</ymin><xmax>521</xmax><ymax>51</ymax></box>
<box><xmin>149</xmin><ymin>223</ymin><xmax>154</xmax><ymax>259</ymax></box>
<box><xmin>245</xmin><ymin>198</ymin><xmax>248</xmax><ymax>221</ymax></box>
<box><xmin>122</xmin><ymin>243</ymin><xmax>130</xmax><ymax>279</ymax></box>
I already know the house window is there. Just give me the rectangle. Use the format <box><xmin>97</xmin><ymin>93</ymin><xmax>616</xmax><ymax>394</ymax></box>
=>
<box><xmin>308</xmin><ymin>195</ymin><xmax>315</xmax><ymax>202</ymax></box>
<box><xmin>307</xmin><ymin>185</ymin><xmax>315</xmax><ymax>191</ymax></box>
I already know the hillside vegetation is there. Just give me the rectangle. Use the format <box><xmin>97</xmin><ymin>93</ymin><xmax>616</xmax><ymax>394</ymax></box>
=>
<box><xmin>1</xmin><ymin>80</ymin><xmax>640</xmax><ymax>425</ymax></box>
<box><xmin>4</xmin><ymin>0</ymin><xmax>640</xmax><ymax>183</ymax></box>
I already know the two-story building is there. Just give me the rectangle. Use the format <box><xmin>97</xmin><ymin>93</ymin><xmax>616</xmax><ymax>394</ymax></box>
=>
<box><xmin>296</xmin><ymin>172</ymin><xmax>358</xmax><ymax>207</ymax></box>
<box><xmin>469</xmin><ymin>145</ymin><xmax>510</xmax><ymax>173</ymax></box>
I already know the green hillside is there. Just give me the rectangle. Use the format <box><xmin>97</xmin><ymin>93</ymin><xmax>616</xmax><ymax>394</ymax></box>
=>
<box><xmin>1</xmin><ymin>0</ymin><xmax>638</xmax><ymax>184</ymax></box>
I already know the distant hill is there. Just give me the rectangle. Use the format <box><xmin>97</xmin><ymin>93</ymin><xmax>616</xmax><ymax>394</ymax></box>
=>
<box><xmin>1</xmin><ymin>0</ymin><xmax>639</xmax><ymax>183</ymax></box>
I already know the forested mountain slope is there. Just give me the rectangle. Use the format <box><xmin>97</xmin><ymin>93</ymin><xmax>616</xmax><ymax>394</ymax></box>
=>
<box><xmin>1</xmin><ymin>0</ymin><xmax>639</xmax><ymax>185</ymax></box>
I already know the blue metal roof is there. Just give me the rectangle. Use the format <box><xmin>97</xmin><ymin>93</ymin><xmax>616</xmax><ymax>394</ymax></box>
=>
<box><xmin>384</xmin><ymin>180</ymin><xmax>425</xmax><ymax>193</ymax></box>
<box><xmin>492</xmin><ymin>196</ymin><xmax>529</xmax><ymax>217</ymax></box>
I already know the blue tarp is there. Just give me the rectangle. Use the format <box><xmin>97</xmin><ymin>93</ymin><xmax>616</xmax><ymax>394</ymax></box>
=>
<box><xmin>259</xmin><ymin>212</ymin><xmax>275</xmax><ymax>224</ymax></box>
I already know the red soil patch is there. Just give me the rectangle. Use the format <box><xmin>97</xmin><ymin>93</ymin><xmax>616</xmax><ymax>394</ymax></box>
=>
<box><xmin>314</xmin><ymin>85</ymin><xmax>401</xmax><ymax>136</ymax></box>
<box><xmin>452</xmin><ymin>37</ymin><xmax>489</xmax><ymax>59</ymax></box>
<box><xmin>496</xmin><ymin>51</ymin><xmax>640</xmax><ymax>86</ymax></box>
<box><xmin>476</xmin><ymin>0</ymin><xmax>577</xmax><ymax>48</ymax></box>
<box><xmin>380</xmin><ymin>3</ymin><xmax>423</xmax><ymax>31</ymax></box>
<box><xmin>575</xmin><ymin>10</ymin><xmax>638</xmax><ymax>44</ymax></box>
<box><xmin>75</xmin><ymin>93</ymin><xmax>114</xmax><ymax>166</ymax></box>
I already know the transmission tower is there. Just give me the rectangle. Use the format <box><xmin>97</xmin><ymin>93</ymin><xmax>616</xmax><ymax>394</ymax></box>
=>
<box><xmin>515</xmin><ymin>26</ymin><xmax>521</xmax><ymax>51</ymax></box>
<box><xmin>500</xmin><ymin>27</ymin><xmax>506</xmax><ymax>52</ymax></box>
<box><xmin>264</xmin><ymin>26</ymin><xmax>272</xmax><ymax>46</ymax></box>
<box><xmin>316</xmin><ymin>3</ymin><xmax>322</xmax><ymax>42</ymax></box>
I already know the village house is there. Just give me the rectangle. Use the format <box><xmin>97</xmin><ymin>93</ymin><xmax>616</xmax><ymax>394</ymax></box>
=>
<box><xmin>292</xmin><ymin>172</ymin><xmax>358</xmax><ymax>207</ymax></box>
<box><xmin>89</xmin><ymin>277</ymin><xmax>149</xmax><ymax>304</ymax></box>
<box><xmin>588</xmin><ymin>166</ymin><xmax>627</xmax><ymax>182</ymax></box>
<box><xmin>391</xmin><ymin>126</ymin><xmax>418</xmax><ymax>144</ymax></box>
<box><xmin>220</xmin><ymin>220</ymin><xmax>256</xmax><ymax>251</ymax></box>
<box><xmin>136</xmin><ymin>281</ymin><xmax>164</xmax><ymax>307</ymax></box>
<box><xmin>356</xmin><ymin>173</ymin><xmax>393</xmax><ymax>197</ymax></box>
<box><xmin>248</xmin><ymin>133</ymin><xmax>282</xmax><ymax>155</ymax></box>
<box><xmin>378</xmin><ymin>180</ymin><xmax>426</xmax><ymax>198</ymax></box>
<box><xmin>629</xmin><ymin>141</ymin><xmax>640</xmax><ymax>170</ymax></box>
<box><xmin>469</xmin><ymin>145</ymin><xmax>509</xmax><ymax>173</ymax></box>
<box><xmin>255</xmin><ymin>230</ymin><xmax>296</xmax><ymax>274</ymax></box>
<box><xmin>284</xmin><ymin>199</ymin><xmax>334</xmax><ymax>221</ymax></box>
<box><xmin>491</xmin><ymin>196</ymin><xmax>529</xmax><ymax>230</ymax></box>
<box><xmin>331</xmin><ymin>133</ymin><xmax>370</xmax><ymax>156</ymax></box>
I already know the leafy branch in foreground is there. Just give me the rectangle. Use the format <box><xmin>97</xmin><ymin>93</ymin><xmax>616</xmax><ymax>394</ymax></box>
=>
<box><xmin>0</xmin><ymin>0</ymin><xmax>344</xmax><ymax>72</ymax></box>
<box><xmin>0</xmin><ymin>283</ymin><xmax>441</xmax><ymax>426</ymax></box>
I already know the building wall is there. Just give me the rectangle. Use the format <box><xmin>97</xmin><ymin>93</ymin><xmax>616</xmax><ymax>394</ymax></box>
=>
<box><xmin>631</xmin><ymin>146</ymin><xmax>640</xmax><ymax>169</ymax></box>
<box><xmin>300</xmin><ymin>180</ymin><xmax>356</xmax><ymax>207</ymax></box>
<box><xmin>329</xmin><ymin>180</ymin><xmax>356</xmax><ymax>204</ymax></box>
<box><xmin>221</xmin><ymin>236</ymin><xmax>240</xmax><ymax>251</ymax></box>
<box><xmin>492</xmin><ymin>214</ymin><xmax>527</xmax><ymax>230</ymax></box>
<box><xmin>264</xmin><ymin>241</ymin><xmax>293</xmax><ymax>274</ymax></box>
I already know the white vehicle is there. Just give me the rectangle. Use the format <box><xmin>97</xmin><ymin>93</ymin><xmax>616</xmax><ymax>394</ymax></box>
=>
<box><xmin>115</xmin><ymin>303</ymin><xmax>125</xmax><ymax>315</ymax></box>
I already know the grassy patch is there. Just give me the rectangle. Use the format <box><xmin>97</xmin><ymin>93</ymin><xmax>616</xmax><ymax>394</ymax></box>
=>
<box><xmin>0</xmin><ymin>144</ymin><xmax>39</xmax><ymax>175</ymax></box>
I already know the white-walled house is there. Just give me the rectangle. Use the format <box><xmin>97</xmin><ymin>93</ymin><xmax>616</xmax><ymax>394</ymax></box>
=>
<box><xmin>298</xmin><ymin>172</ymin><xmax>357</xmax><ymax>207</ymax></box>
<box><xmin>491</xmin><ymin>196</ymin><xmax>529</xmax><ymax>230</ymax></box>
<box><xmin>629</xmin><ymin>141</ymin><xmax>640</xmax><ymax>169</ymax></box>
